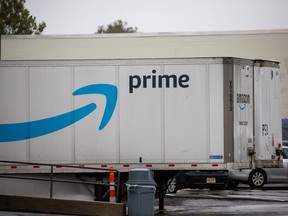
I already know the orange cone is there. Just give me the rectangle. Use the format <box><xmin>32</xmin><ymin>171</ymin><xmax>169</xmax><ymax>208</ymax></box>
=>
<box><xmin>109</xmin><ymin>166</ymin><xmax>116</xmax><ymax>203</ymax></box>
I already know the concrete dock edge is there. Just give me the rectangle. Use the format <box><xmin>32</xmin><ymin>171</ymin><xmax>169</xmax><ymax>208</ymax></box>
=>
<box><xmin>0</xmin><ymin>194</ymin><xmax>126</xmax><ymax>216</ymax></box>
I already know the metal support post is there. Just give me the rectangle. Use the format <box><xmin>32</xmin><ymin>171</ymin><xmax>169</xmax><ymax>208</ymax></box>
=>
<box><xmin>50</xmin><ymin>166</ymin><xmax>54</xmax><ymax>198</ymax></box>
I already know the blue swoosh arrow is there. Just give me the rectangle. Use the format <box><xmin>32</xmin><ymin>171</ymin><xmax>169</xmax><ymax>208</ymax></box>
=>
<box><xmin>239</xmin><ymin>104</ymin><xmax>246</xmax><ymax>110</ymax></box>
<box><xmin>0</xmin><ymin>84</ymin><xmax>118</xmax><ymax>142</ymax></box>
<box><xmin>0</xmin><ymin>103</ymin><xmax>96</xmax><ymax>142</ymax></box>
<box><xmin>73</xmin><ymin>84</ymin><xmax>118</xmax><ymax>130</ymax></box>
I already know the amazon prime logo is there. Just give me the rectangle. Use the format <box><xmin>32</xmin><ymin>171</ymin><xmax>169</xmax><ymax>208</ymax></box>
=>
<box><xmin>0</xmin><ymin>84</ymin><xmax>117</xmax><ymax>142</ymax></box>
<box><xmin>237</xmin><ymin>93</ymin><xmax>250</xmax><ymax>110</ymax></box>
<box><xmin>129</xmin><ymin>69</ymin><xmax>189</xmax><ymax>93</ymax></box>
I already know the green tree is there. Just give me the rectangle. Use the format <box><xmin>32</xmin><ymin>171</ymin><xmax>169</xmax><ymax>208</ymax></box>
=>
<box><xmin>0</xmin><ymin>0</ymin><xmax>46</xmax><ymax>35</ymax></box>
<box><xmin>96</xmin><ymin>20</ymin><xmax>137</xmax><ymax>34</ymax></box>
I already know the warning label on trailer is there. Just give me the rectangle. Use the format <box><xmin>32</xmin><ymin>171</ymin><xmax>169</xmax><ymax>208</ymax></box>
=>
<box><xmin>210</xmin><ymin>155</ymin><xmax>223</xmax><ymax>159</ymax></box>
<box><xmin>239</xmin><ymin>121</ymin><xmax>248</xmax><ymax>126</ymax></box>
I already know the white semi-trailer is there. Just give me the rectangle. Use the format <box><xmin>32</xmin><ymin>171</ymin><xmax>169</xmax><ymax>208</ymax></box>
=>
<box><xmin>0</xmin><ymin>35</ymin><xmax>283</xmax><ymax>204</ymax></box>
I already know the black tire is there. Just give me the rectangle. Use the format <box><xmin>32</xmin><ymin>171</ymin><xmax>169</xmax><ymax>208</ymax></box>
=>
<box><xmin>166</xmin><ymin>177</ymin><xmax>178</xmax><ymax>193</ymax></box>
<box><xmin>249</xmin><ymin>169</ymin><xmax>266</xmax><ymax>188</ymax></box>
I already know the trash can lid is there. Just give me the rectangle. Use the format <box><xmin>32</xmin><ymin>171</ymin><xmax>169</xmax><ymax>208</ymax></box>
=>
<box><xmin>127</xmin><ymin>168</ymin><xmax>157</xmax><ymax>186</ymax></box>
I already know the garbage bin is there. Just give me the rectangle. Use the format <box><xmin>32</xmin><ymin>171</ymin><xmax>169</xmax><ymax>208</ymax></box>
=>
<box><xmin>127</xmin><ymin>168</ymin><xmax>157</xmax><ymax>216</ymax></box>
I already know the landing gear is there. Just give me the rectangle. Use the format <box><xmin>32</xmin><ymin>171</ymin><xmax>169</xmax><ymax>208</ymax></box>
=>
<box><xmin>154</xmin><ymin>171</ymin><xmax>178</xmax><ymax>213</ymax></box>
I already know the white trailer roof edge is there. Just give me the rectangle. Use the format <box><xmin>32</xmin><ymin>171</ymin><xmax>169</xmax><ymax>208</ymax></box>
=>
<box><xmin>254</xmin><ymin>59</ymin><xmax>280</xmax><ymax>68</ymax></box>
<box><xmin>0</xmin><ymin>57</ymin><xmax>277</xmax><ymax>67</ymax></box>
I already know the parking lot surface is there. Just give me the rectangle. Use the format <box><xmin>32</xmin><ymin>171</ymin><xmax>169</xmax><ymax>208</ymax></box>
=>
<box><xmin>2</xmin><ymin>184</ymin><xmax>288</xmax><ymax>215</ymax></box>
<box><xmin>157</xmin><ymin>183</ymin><xmax>288</xmax><ymax>215</ymax></box>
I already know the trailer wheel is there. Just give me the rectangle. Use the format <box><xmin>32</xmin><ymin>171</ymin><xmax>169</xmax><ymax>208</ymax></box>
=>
<box><xmin>166</xmin><ymin>177</ymin><xmax>178</xmax><ymax>193</ymax></box>
<box><xmin>249</xmin><ymin>169</ymin><xmax>266</xmax><ymax>188</ymax></box>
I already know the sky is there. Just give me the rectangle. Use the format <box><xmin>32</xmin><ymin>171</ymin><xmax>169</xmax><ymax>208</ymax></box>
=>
<box><xmin>25</xmin><ymin>0</ymin><xmax>288</xmax><ymax>35</ymax></box>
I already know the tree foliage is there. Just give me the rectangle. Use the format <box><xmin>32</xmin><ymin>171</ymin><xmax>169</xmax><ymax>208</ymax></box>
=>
<box><xmin>96</xmin><ymin>20</ymin><xmax>137</xmax><ymax>34</ymax></box>
<box><xmin>0</xmin><ymin>0</ymin><xmax>46</xmax><ymax>35</ymax></box>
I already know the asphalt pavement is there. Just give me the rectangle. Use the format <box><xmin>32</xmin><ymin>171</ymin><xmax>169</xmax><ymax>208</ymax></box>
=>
<box><xmin>157</xmin><ymin>183</ymin><xmax>288</xmax><ymax>215</ymax></box>
<box><xmin>2</xmin><ymin>184</ymin><xmax>288</xmax><ymax>215</ymax></box>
